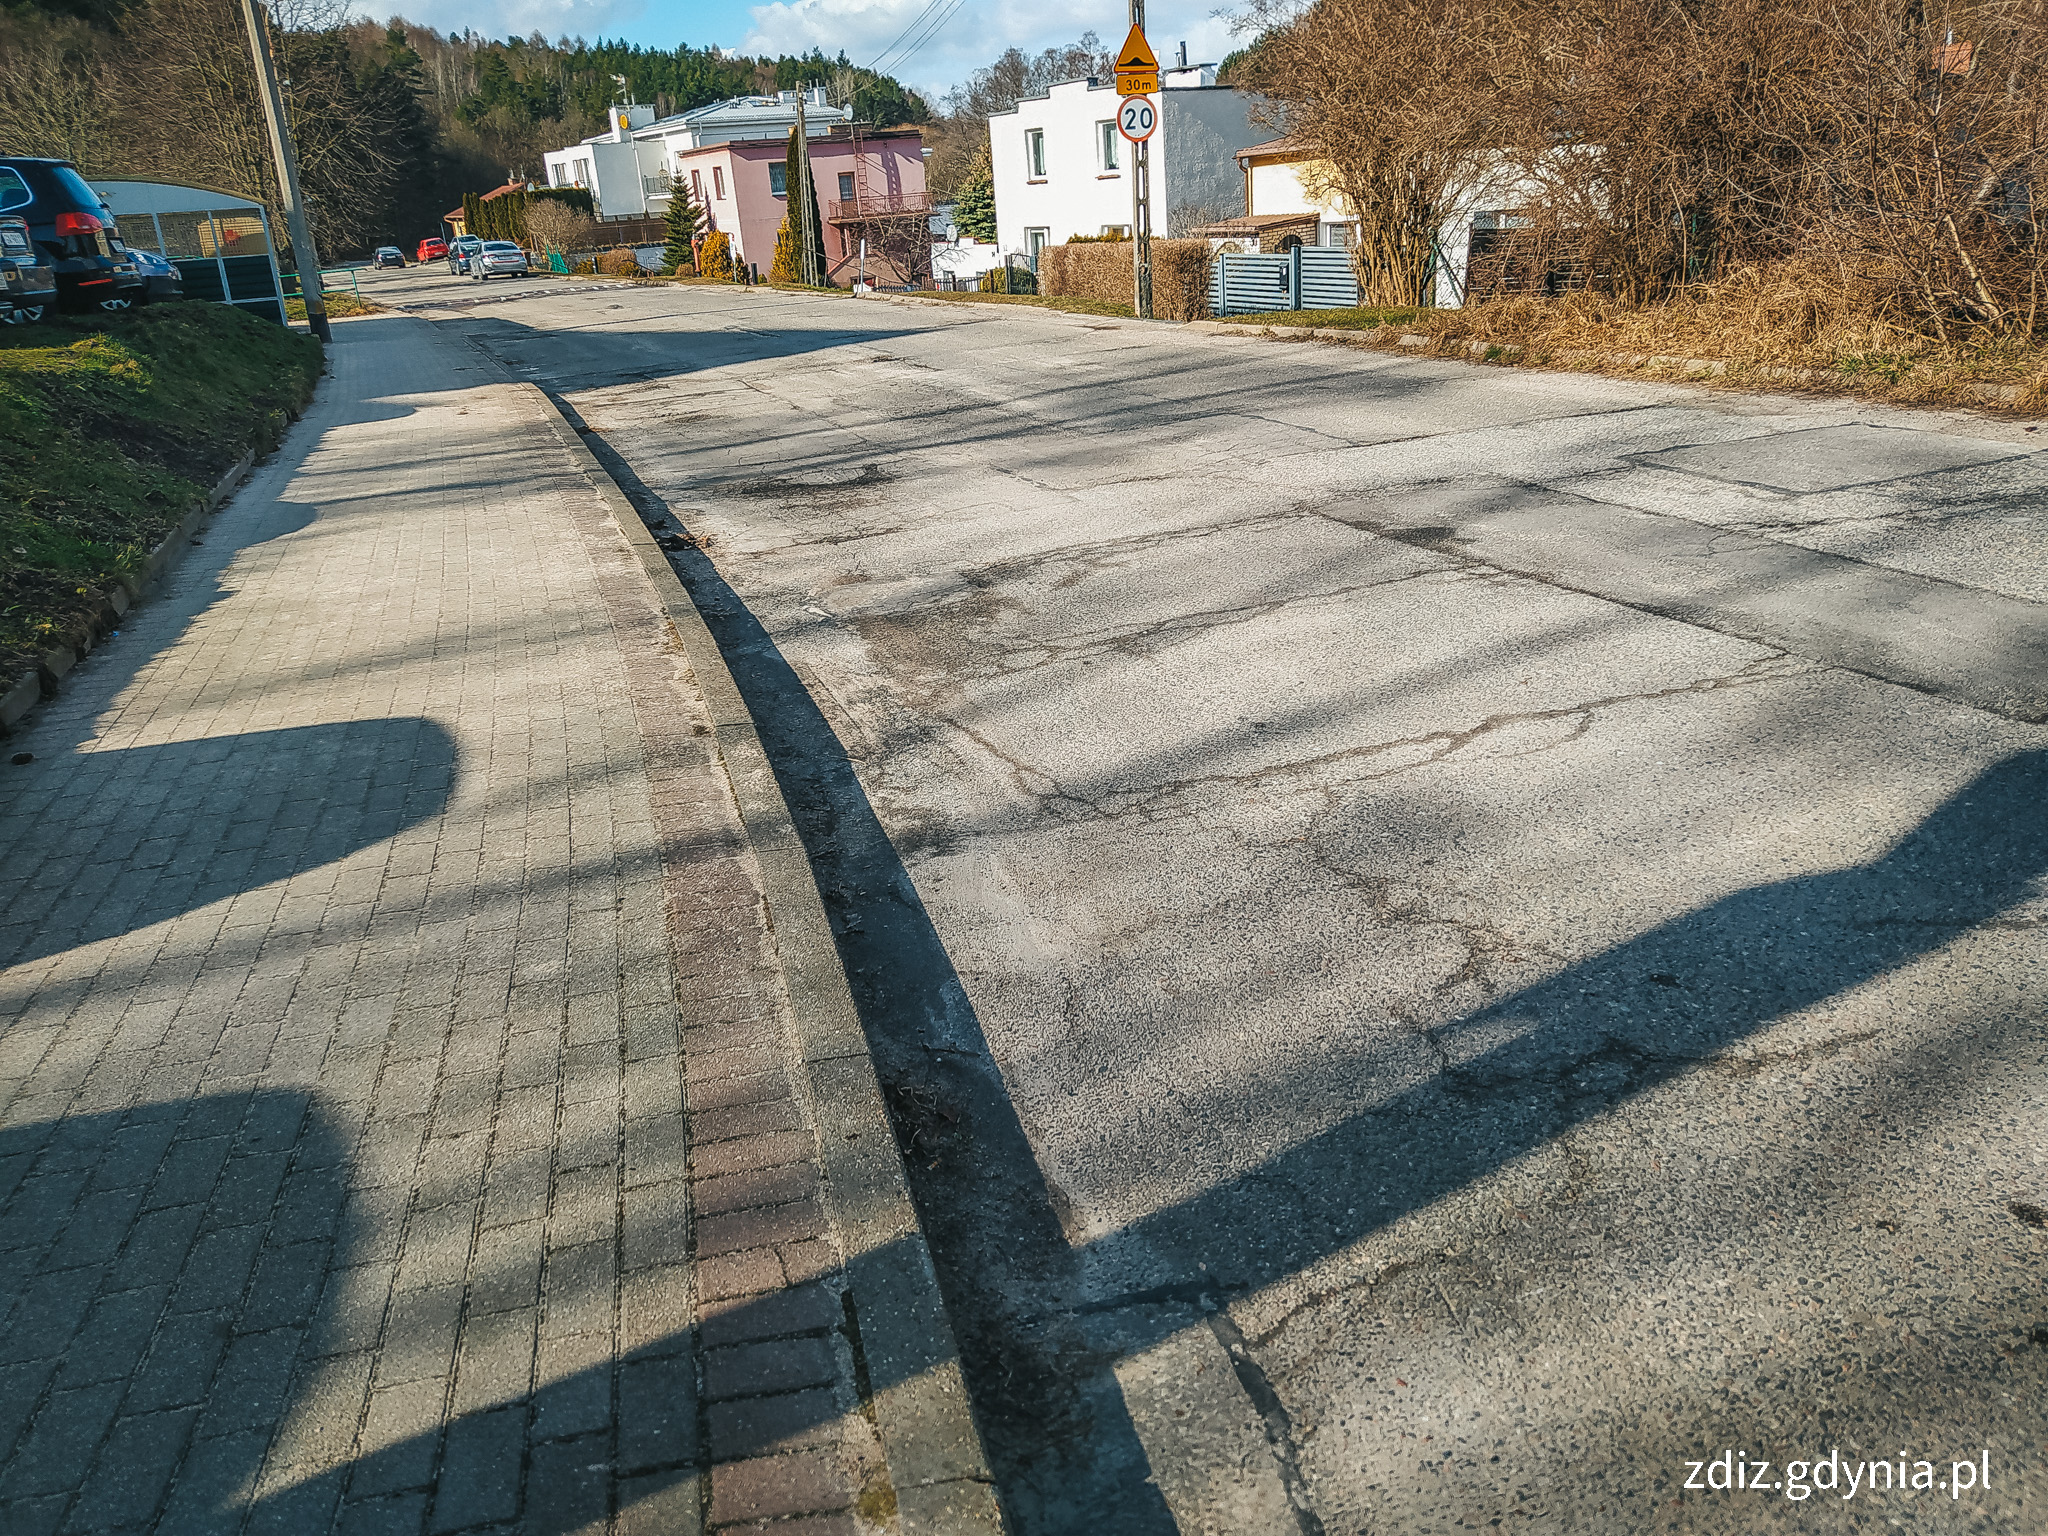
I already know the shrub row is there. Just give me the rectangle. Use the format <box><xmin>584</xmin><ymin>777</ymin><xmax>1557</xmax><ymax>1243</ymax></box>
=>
<box><xmin>1039</xmin><ymin>240</ymin><xmax>1213</xmax><ymax>321</ymax></box>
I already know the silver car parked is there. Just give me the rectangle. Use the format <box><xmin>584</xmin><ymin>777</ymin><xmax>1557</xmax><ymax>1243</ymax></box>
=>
<box><xmin>471</xmin><ymin>241</ymin><xmax>530</xmax><ymax>281</ymax></box>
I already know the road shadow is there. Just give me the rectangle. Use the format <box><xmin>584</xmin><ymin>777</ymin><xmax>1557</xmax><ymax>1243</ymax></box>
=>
<box><xmin>0</xmin><ymin>1082</ymin><xmax>940</xmax><ymax>1533</ymax></box>
<box><xmin>549</xmin><ymin>395</ymin><xmax>1182</xmax><ymax>1534</ymax></box>
<box><xmin>0</xmin><ymin>718</ymin><xmax>456</xmax><ymax>976</ymax></box>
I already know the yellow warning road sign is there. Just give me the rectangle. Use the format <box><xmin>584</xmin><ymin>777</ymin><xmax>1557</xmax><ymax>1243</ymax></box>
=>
<box><xmin>1115</xmin><ymin>24</ymin><xmax>1158</xmax><ymax>72</ymax></box>
<box><xmin>1114</xmin><ymin>24</ymin><xmax>1159</xmax><ymax>95</ymax></box>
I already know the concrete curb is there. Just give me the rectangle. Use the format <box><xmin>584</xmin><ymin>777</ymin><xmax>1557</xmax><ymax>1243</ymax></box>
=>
<box><xmin>525</xmin><ymin>388</ymin><xmax>1004</xmax><ymax>1533</ymax></box>
<box><xmin>1</xmin><ymin>445</ymin><xmax>261</xmax><ymax>733</ymax></box>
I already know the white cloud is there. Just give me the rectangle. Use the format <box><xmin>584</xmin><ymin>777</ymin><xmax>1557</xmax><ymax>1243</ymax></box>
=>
<box><xmin>740</xmin><ymin>0</ymin><xmax>1245</xmax><ymax>104</ymax></box>
<box><xmin>368</xmin><ymin>0</ymin><xmax>1243</xmax><ymax>104</ymax></box>
<box><xmin>372</xmin><ymin>0</ymin><xmax>650</xmax><ymax>43</ymax></box>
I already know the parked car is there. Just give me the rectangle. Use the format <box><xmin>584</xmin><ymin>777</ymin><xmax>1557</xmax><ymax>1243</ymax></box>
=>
<box><xmin>0</xmin><ymin>214</ymin><xmax>57</xmax><ymax>323</ymax></box>
<box><xmin>128</xmin><ymin>248</ymin><xmax>184</xmax><ymax>304</ymax></box>
<box><xmin>372</xmin><ymin>245</ymin><xmax>405</xmax><ymax>268</ymax></box>
<box><xmin>416</xmin><ymin>236</ymin><xmax>446</xmax><ymax>262</ymax></box>
<box><xmin>446</xmin><ymin>236</ymin><xmax>482</xmax><ymax>275</ymax></box>
<box><xmin>470</xmin><ymin>241</ymin><xmax>530</xmax><ymax>281</ymax></box>
<box><xmin>0</xmin><ymin>156</ymin><xmax>145</xmax><ymax>311</ymax></box>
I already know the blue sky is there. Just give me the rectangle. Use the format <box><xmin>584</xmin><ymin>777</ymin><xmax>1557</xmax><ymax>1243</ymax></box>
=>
<box><xmin>380</xmin><ymin>0</ymin><xmax>1245</xmax><ymax>105</ymax></box>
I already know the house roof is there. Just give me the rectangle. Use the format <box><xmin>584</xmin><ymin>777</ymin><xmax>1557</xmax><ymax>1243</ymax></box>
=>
<box><xmin>444</xmin><ymin>181</ymin><xmax>530</xmax><ymax>223</ymax></box>
<box><xmin>1191</xmin><ymin>212</ymin><xmax>1318</xmax><ymax>236</ymax></box>
<box><xmin>1235</xmin><ymin>137</ymin><xmax>1311</xmax><ymax>164</ymax></box>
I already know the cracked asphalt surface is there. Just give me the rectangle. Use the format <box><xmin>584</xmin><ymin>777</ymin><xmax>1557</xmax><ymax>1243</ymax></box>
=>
<box><xmin>373</xmin><ymin>267</ymin><xmax>2048</xmax><ymax>1533</ymax></box>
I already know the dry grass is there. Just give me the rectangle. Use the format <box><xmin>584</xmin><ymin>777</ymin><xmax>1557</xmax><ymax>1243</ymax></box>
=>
<box><xmin>1396</xmin><ymin>262</ymin><xmax>2048</xmax><ymax>408</ymax></box>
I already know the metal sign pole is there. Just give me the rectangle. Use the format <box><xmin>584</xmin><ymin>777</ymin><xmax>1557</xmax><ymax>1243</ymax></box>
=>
<box><xmin>238</xmin><ymin>0</ymin><xmax>327</xmax><ymax>340</ymax></box>
<box><xmin>1129</xmin><ymin>0</ymin><xmax>1152</xmax><ymax>319</ymax></box>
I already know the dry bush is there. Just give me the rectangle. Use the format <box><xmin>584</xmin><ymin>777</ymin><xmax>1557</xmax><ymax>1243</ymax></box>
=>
<box><xmin>1040</xmin><ymin>239</ymin><xmax>1213</xmax><ymax>319</ymax></box>
<box><xmin>1251</xmin><ymin>0</ymin><xmax>2048</xmax><ymax>343</ymax></box>
<box><xmin>595</xmin><ymin>247</ymin><xmax>643</xmax><ymax>277</ymax></box>
<box><xmin>526</xmin><ymin>199</ymin><xmax>596</xmax><ymax>255</ymax></box>
<box><xmin>1242</xmin><ymin>0</ymin><xmax>1512</xmax><ymax>305</ymax></box>
<box><xmin>1761</xmin><ymin>0</ymin><xmax>2048</xmax><ymax>339</ymax></box>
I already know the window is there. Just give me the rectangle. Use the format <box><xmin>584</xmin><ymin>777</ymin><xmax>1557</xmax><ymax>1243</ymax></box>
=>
<box><xmin>1026</xmin><ymin>227</ymin><xmax>1049</xmax><ymax>262</ymax></box>
<box><xmin>837</xmin><ymin>172</ymin><xmax>855</xmax><ymax>200</ymax></box>
<box><xmin>691</xmin><ymin>170</ymin><xmax>703</xmax><ymax>203</ymax></box>
<box><xmin>0</xmin><ymin>168</ymin><xmax>30</xmax><ymax>212</ymax></box>
<box><xmin>1025</xmin><ymin>129</ymin><xmax>1045</xmax><ymax>178</ymax></box>
<box><xmin>1099</xmin><ymin>224</ymin><xmax>1130</xmax><ymax>238</ymax></box>
<box><xmin>769</xmin><ymin>161</ymin><xmax>787</xmax><ymax>196</ymax></box>
<box><xmin>712</xmin><ymin>166</ymin><xmax>725</xmax><ymax>199</ymax></box>
<box><xmin>1098</xmin><ymin>122</ymin><xmax>1119</xmax><ymax>172</ymax></box>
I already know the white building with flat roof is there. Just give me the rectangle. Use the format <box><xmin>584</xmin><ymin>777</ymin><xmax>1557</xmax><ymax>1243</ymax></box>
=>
<box><xmin>987</xmin><ymin>64</ymin><xmax>1264</xmax><ymax>263</ymax></box>
<box><xmin>543</xmin><ymin>89</ymin><xmax>852</xmax><ymax>220</ymax></box>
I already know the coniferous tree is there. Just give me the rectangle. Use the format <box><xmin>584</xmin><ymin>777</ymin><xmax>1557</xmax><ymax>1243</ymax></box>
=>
<box><xmin>953</xmin><ymin>139</ymin><xmax>996</xmax><ymax>242</ymax></box>
<box><xmin>661</xmin><ymin>180</ymin><xmax>702</xmax><ymax>272</ymax></box>
<box><xmin>777</xmin><ymin>125</ymin><xmax>829</xmax><ymax>284</ymax></box>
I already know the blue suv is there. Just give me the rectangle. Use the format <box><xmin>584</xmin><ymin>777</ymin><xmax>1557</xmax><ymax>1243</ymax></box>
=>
<box><xmin>0</xmin><ymin>157</ymin><xmax>146</xmax><ymax>311</ymax></box>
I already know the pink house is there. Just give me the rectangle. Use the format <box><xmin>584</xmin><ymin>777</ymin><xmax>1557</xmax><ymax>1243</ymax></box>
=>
<box><xmin>678</xmin><ymin>127</ymin><xmax>931</xmax><ymax>286</ymax></box>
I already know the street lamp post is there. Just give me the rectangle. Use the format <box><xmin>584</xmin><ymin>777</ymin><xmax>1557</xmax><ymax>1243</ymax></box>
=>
<box><xmin>238</xmin><ymin>0</ymin><xmax>329</xmax><ymax>341</ymax></box>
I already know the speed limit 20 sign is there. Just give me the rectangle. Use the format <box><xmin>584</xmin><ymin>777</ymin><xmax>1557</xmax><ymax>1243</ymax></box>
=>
<box><xmin>1116</xmin><ymin>95</ymin><xmax>1157</xmax><ymax>143</ymax></box>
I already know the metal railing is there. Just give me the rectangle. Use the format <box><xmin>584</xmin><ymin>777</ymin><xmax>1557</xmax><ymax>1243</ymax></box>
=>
<box><xmin>826</xmin><ymin>191</ymin><xmax>933</xmax><ymax>223</ymax></box>
<box><xmin>642</xmin><ymin>173</ymin><xmax>674</xmax><ymax>196</ymax></box>
<box><xmin>279</xmin><ymin>267</ymin><xmax>362</xmax><ymax>299</ymax></box>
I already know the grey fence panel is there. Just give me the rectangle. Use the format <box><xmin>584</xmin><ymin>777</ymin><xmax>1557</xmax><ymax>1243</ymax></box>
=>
<box><xmin>1298</xmin><ymin>247</ymin><xmax>1359</xmax><ymax>308</ymax></box>
<box><xmin>1213</xmin><ymin>252</ymin><xmax>1295</xmax><ymax>316</ymax></box>
<box><xmin>1210</xmin><ymin>247</ymin><xmax>1360</xmax><ymax>315</ymax></box>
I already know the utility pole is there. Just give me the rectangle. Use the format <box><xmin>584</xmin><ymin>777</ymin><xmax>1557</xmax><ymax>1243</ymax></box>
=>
<box><xmin>794</xmin><ymin>91</ymin><xmax>821</xmax><ymax>288</ymax></box>
<box><xmin>238</xmin><ymin>0</ymin><xmax>328</xmax><ymax>341</ymax></box>
<box><xmin>1128</xmin><ymin>0</ymin><xmax>1153</xmax><ymax>319</ymax></box>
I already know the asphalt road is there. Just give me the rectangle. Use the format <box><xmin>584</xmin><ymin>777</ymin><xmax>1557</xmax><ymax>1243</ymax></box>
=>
<box><xmin>368</xmin><ymin>266</ymin><xmax>2047</xmax><ymax>1533</ymax></box>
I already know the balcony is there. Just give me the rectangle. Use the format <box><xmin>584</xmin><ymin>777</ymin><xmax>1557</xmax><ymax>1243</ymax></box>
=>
<box><xmin>642</xmin><ymin>173</ymin><xmax>674</xmax><ymax>197</ymax></box>
<box><xmin>826</xmin><ymin>191</ymin><xmax>933</xmax><ymax>223</ymax></box>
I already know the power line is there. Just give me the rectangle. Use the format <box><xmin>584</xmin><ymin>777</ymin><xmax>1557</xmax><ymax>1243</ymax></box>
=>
<box><xmin>864</xmin><ymin>0</ymin><xmax>967</xmax><ymax>78</ymax></box>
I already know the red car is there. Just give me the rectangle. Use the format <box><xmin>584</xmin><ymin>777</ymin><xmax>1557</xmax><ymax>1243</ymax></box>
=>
<box><xmin>416</xmin><ymin>236</ymin><xmax>447</xmax><ymax>263</ymax></box>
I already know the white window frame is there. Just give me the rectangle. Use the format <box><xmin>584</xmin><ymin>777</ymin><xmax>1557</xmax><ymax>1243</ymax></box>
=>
<box><xmin>769</xmin><ymin>161</ymin><xmax>787</xmax><ymax>196</ymax></box>
<box><xmin>1098</xmin><ymin>121</ymin><xmax>1120</xmax><ymax>172</ymax></box>
<box><xmin>1026</xmin><ymin>227</ymin><xmax>1049</xmax><ymax>261</ymax></box>
<box><xmin>1025</xmin><ymin>128</ymin><xmax>1046</xmax><ymax>179</ymax></box>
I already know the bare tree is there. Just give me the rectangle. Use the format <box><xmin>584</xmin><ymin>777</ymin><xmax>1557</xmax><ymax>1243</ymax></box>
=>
<box><xmin>1242</xmin><ymin>0</ymin><xmax>1510</xmax><ymax>305</ymax></box>
<box><xmin>526</xmin><ymin>197</ymin><xmax>596</xmax><ymax>255</ymax></box>
<box><xmin>0</xmin><ymin>15</ymin><xmax>127</xmax><ymax>174</ymax></box>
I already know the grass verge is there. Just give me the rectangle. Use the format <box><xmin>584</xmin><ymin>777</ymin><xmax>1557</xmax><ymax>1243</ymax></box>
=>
<box><xmin>879</xmin><ymin>290</ymin><xmax>1136</xmax><ymax>319</ymax></box>
<box><xmin>1</xmin><ymin>304</ymin><xmax>322</xmax><ymax>680</ymax></box>
<box><xmin>286</xmin><ymin>292</ymin><xmax>380</xmax><ymax>320</ymax></box>
<box><xmin>1220</xmin><ymin>265</ymin><xmax>2048</xmax><ymax>412</ymax></box>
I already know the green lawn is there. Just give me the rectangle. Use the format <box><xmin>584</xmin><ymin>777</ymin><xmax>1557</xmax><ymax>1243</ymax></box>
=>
<box><xmin>1</xmin><ymin>304</ymin><xmax>321</xmax><ymax>678</ymax></box>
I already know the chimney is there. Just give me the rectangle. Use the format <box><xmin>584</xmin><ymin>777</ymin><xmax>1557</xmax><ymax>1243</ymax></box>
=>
<box><xmin>1178</xmin><ymin>40</ymin><xmax>1188</xmax><ymax>68</ymax></box>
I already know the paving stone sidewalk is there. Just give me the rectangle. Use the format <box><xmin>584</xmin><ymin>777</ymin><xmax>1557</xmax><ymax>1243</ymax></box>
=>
<box><xmin>0</xmin><ymin>316</ymin><xmax>881</xmax><ymax>1534</ymax></box>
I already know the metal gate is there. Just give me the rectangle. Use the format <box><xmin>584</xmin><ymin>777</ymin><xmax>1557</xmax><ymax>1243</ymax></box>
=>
<box><xmin>1210</xmin><ymin>246</ymin><xmax>1361</xmax><ymax>317</ymax></box>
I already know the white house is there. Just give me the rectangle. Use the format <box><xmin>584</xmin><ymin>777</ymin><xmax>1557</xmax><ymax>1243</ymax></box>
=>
<box><xmin>987</xmin><ymin>62</ymin><xmax>1264</xmax><ymax>262</ymax></box>
<box><xmin>543</xmin><ymin>90</ymin><xmax>852</xmax><ymax>220</ymax></box>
